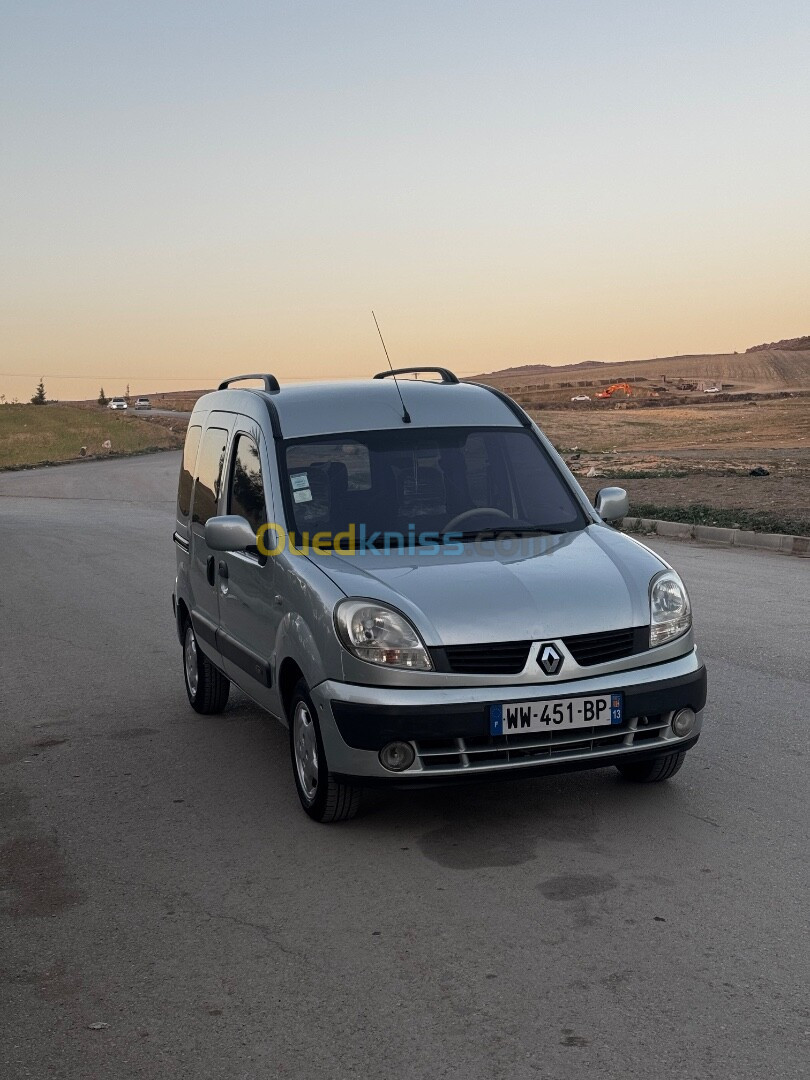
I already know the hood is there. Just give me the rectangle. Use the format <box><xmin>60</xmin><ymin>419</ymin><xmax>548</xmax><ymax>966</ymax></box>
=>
<box><xmin>306</xmin><ymin>525</ymin><xmax>665</xmax><ymax>645</ymax></box>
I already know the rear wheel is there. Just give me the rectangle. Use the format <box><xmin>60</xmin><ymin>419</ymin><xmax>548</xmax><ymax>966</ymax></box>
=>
<box><xmin>616</xmin><ymin>750</ymin><xmax>686</xmax><ymax>783</ymax></box>
<box><xmin>289</xmin><ymin>680</ymin><xmax>362</xmax><ymax>822</ymax></box>
<box><xmin>183</xmin><ymin>620</ymin><xmax>230</xmax><ymax>714</ymax></box>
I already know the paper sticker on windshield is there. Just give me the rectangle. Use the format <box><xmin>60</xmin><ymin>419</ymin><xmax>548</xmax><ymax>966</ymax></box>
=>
<box><xmin>291</xmin><ymin>473</ymin><xmax>309</xmax><ymax>491</ymax></box>
<box><xmin>293</xmin><ymin>488</ymin><xmax>313</xmax><ymax>503</ymax></box>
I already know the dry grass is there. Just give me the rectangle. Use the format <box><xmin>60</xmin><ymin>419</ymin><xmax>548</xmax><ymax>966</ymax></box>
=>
<box><xmin>558</xmin><ymin>398</ymin><xmax>810</xmax><ymax>536</ymax></box>
<box><xmin>0</xmin><ymin>404</ymin><xmax>185</xmax><ymax>469</ymax></box>
<box><xmin>534</xmin><ymin>398</ymin><xmax>810</xmax><ymax>454</ymax></box>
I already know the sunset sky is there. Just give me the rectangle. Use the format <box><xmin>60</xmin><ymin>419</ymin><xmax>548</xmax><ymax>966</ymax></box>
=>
<box><xmin>2</xmin><ymin>1</ymin><xmax>809</xmax><ymax>402</ymax></box>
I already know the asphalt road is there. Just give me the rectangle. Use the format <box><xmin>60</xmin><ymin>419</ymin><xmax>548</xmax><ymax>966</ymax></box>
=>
<box><xmin>99</xmin><ymin>406</ymin><xmax>191</xmax><ymax>419</ymax></box>
<box><xmin>135</xmin><ymin>408</ymin><xmax>192</xmax><ymax>419</ymax></box>
<box><xmin>2</xmin><ymin>453</ymin><xmax>808</xmax><ymax>1080</ymax></box>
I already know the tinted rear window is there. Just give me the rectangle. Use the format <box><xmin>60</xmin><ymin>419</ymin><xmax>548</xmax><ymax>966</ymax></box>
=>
<box><xmin>192</xmin><ymin>427</ymin><xmax>229</xmax><ymax>526</ymax></box>
<box><xmin>177</xmin><ymin>425</ymin><xmax>202</xmax><ymax>517</ymax></box>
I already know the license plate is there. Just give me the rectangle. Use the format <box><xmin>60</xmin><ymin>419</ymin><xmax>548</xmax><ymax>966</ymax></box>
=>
<box><xmin>490</xmin><ymin>693</ymin><xmax>623</xmax><ymax>736</ymax></box>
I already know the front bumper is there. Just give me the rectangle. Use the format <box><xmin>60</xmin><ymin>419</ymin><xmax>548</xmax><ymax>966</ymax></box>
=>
<box><xmin>311</xmin><ymin>650</ymin><xmax>706</xmax><ymax>784</ymax></box>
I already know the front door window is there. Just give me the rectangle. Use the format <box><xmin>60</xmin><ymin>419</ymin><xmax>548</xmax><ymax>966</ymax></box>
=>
<box><xmin>228</xmin><ymin>434</ymin><xmax>267</xmax><ymax>537</ymax></box>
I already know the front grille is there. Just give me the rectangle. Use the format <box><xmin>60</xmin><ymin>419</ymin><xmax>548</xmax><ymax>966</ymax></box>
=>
<box><xmin>414</xmin><ymin>714</ymin><xmax>671</xmax><ymax>772</ymax></box>
<box><xmin>563</xmin><ymin>627</ymin><xmax>648</xmax><ymax>666</ymax></box>
<box><xmin>435</xmin><ymin>641</ymin><xmax>532</xmax><ymax>675</ymax></box>
<box><xmin>431</xmin><ymin>627</ymin><xmax>649</xmax><ymax>675</ymax></box>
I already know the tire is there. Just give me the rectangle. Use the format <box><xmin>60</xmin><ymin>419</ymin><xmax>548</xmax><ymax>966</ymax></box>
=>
<box><xmin>288</xmin><ymin>680</ymin><xmax>362</xmax><ymax>822</ymax></box>
<box><xmin>616</xmin><ymin>750</ymin><xmax>686</xmax><ymax>783</ymax></box>
<box><xmin>183</xmin><ymin>619</ymin><xmax>230</xmax><ymax>714</ymax></box>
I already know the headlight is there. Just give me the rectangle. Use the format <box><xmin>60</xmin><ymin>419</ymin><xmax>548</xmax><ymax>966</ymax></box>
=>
<box><xmin>649</xmin><ymin>570</ymin><xmax>692</xmax><ymax>647</ymax></box>
<box><xmin>335</xmin><ymin>599</ymin><xmax>433</xmax><ymax>670</ymax></box>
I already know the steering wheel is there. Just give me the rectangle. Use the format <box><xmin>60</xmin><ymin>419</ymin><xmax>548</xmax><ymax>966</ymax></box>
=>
<box><xmin>443</xmin><ymin>507</ymin><xmax>513</xmax><ymax>533</ymax></box>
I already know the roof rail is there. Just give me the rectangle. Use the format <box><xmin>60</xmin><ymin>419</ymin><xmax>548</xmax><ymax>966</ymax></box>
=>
<box><xmin>218</xmin><ymin>373</ymin><xmax>280</xmax><ymax>393</ymax></box>
<box><xmin>470</xmin><ymin>382</ymin><xmax>532</xmax><ymax>427</ymax></box>
<box><xmin>373</xmin><ymin>366</ymin><xmax>459</xmax><ymax>384</ymax></box>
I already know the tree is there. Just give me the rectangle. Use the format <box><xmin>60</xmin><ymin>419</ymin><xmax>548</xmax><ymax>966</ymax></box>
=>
<box><xmin>98</xmin><ymin>387</ymin><xmax>109</xmax><ymax>406</ymax></box>
<box><xmin>125</xmin><ymin>384</ymin><xmax>130</xmax><ymax>401</ymax></box>
<box><xmin>31</xmin><ymin>378</ymin><xmax>46</xmax><ymax>405</ymax></box>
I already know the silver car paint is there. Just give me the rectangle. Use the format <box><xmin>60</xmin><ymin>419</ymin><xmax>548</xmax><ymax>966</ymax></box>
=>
<box><xmin>175</xmin><ymin>379</ymin><xmax>703</xmax><ymax>777</ymax></box>
<box><xmin>214</xmin><ymin>419</ymin><xmax>280</xmax><ymax>705</ymax></box>
<box><xmin>248</xmin><ymin>379</ymin><xmax>533</xmax><ymax>439</ymax></box>
<box><xmin>186</xmin><ymin>410</ymin><xmax>236</xmax><ymax>669</ymax></box>
<box><xmin>307</xmin><ymin>526</ymin><xmax>662</xmax><ymax>645</ymax></box>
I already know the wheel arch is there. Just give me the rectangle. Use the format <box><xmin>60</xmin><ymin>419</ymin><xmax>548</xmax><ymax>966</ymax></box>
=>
<box><xmin>274</xmin><ymin>609</ymin><xmax>333</xmax><ymax>709</ymax></box>
<box><xmin>175</xmin><ymin>597</ymin><xmax>191</xmax><ymax>644</ymax></box>
<box><xmin>278</xmin><ymin>657</ymin><xmax>305</xmax><ymax>721</ymax></box>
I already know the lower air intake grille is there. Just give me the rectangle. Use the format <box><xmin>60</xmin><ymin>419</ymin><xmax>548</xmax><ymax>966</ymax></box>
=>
<box><xmin>414</xmin><ymin>714</ymin><xmax>671</xmax><ymax>772</ymax></box>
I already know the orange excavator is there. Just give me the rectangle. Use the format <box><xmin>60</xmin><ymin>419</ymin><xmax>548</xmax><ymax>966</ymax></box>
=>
<box><xmin>596</xmin><ymin>382</ymin><xmax>634</xmax><ymax>399</ymax></box>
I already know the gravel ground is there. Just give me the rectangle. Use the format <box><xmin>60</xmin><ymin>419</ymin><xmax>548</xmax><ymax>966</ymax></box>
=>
<box><xmin>579</xmin><ymin>471</ymin><xmax>810</xmax><ymax>526</ymax></box>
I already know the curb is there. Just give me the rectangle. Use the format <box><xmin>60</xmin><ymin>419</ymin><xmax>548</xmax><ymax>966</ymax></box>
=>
<box><xmin>622</xmin><ymin>518</ymin><xmax>809</xmax><ymax>558</ymax></box>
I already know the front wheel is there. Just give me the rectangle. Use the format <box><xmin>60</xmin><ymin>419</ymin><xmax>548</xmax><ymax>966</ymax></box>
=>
<box><xmin>616</xmin><ymin>750</ymin><xmax>686</xmax><ymax>783</ymax></box>
<box><xmin>289</xmin><ymin>681</ymin><xmax>362</xmax><ymax>822</ymax></box>
<box><xmin>183</xmin><ymin>620</ymin><xmax>230</xmax><ymax>714</ymax></box>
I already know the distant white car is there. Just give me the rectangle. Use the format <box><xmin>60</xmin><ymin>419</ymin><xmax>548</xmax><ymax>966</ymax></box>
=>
<box><xmin>570</xmin><ymin>394</ymin><xmax>591</xmax><ymax>402</ymax></box>
<box><xmin>134</xmin><ymin>397</ymin><xmax>152</xmax><ymax>410</ymax></box>
<box><xmin>108</xmin><ymin>397</ymin><xmax>128</xmax><ymax>410</ymax></box>
<box><xmin>704</xmin><ymin>387</ymin><xmax>720</xmax><ymax>394</ymax></box>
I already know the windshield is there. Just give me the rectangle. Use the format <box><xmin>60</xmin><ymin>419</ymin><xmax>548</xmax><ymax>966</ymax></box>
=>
<box><xmin>282</xmin><ymin>427</ymin><xmax>587</xmax><ymax>549</ymax></box>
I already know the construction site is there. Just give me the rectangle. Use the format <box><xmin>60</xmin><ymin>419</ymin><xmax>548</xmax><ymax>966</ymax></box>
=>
<box><xmin>489</xmin><ymin>373</ymin><xmax>777</xmax><ymax>409</ymax></box>
<box><xmin>474</xmin><ymin>343</ymin><xmax>810</xmax><ymax>410</ymax></box>
<box><xmin>471</xmin><ymin>342</ymin><xmax>810</xmax><ymax>535</ymax></box>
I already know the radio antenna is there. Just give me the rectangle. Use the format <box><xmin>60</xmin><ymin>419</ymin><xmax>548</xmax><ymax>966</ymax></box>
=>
<box><xmin>372</xmin><ymin>310</ymin><xmax>411</xmax><ymax>424</ymax></box>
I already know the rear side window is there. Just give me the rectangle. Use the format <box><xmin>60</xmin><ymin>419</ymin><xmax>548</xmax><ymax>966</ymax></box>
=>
<box><xmin>228</xmin><ymin>434</ymin><xmax>267</xmax><ymax>534</ymax></box>
<box><xmin>192</xmin><ymin>427</ymin><xmax>229</xmax><ymax>526</ymax></box>
<box><xmin>177</xmin><ymin>425</ymin><xmax>202</xmax><ymax>517</ymax></box>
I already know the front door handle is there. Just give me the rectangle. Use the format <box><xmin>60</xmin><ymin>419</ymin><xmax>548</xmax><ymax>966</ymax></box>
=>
<box><xmin>206</xmin><ymin>555</ymin><xmax>215</xmax><ymax>586</ymax></box>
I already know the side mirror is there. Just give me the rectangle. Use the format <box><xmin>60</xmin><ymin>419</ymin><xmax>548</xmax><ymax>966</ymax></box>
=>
<box><xmin>594</xmin><ymin>486</ymin><xmax>629</xmax><ymax>523</ymax></box>
<box><xmin>205</xmin><ymin>515</ymin><xmax>258</xmax><ymax>551</ymax></box>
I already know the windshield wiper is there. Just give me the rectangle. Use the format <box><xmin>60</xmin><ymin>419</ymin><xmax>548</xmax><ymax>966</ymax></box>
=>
<box><xmin>511</xmin><ymin>526</ymin><xmax>569</xmax><ymax>536</ymax></box>
<box><xmin>361</xmin><ymin>533</ymin><xmax>441</xmax><ymax>549</ymax></box>
<box><xmin>449</xmin><ymin>527</ymin><xmax>568</xmax><ymax>541</ymax></box>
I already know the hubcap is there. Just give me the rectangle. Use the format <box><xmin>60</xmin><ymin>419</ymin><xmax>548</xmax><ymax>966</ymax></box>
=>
<box><xmin>293</xmin><ymin>701</ymin><xmax>319</xmax><ymax>804</ymax></box>
<box><xmin>184</xmin><ymin>625</ymin><xmax>199</xmax><ymax>697</ymax></box>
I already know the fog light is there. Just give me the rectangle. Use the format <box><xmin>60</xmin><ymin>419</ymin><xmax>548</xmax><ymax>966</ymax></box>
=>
<box><xmin>671</xmin><ymin>708</ymin><xmax>696</xmax><ymax>737</ymax></box>
<box><xmin>379</xmin><ymin>741</ymin><xmax>416</xmax><ymax>772</ymax></box>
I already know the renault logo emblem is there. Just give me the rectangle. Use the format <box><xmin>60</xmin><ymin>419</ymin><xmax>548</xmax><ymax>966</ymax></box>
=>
<box><xmin>538</xmin><ymin>643</ymin><xmax>562</xmax><ymax>675</ymax></box>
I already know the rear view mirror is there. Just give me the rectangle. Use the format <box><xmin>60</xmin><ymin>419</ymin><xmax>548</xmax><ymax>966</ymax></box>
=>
<box><xmin>594</xmin><ymin>486</ymin><xmax>629</xmax><ymax>523</ymax></box>
<box><xmin>205</xmin><ymin>515</ymin><xmax>258</xmax><ymax>551</ymax></box>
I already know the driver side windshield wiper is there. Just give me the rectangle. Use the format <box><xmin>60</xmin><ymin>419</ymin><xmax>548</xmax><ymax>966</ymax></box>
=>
<box><xmin>449</xmin><ymin>527</ymin><xmax>569</xmax><ymax>541</ymax></box>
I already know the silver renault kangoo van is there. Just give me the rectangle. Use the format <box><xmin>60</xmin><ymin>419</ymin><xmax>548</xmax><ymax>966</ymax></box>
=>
<box><xmin>173</xmin><ymin>370</ymin><xmax>706</xmax><ymax>821</ymax></box>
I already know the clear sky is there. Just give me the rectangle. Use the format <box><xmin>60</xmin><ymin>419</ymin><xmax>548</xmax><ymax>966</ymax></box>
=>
<box><xmin>2</xmin><ymin>0</ymin><xmax>808</xmax><ymax>402</ymax></box>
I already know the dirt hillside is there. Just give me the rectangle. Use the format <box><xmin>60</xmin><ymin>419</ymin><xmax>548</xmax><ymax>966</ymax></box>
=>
<box><xmin>476</xmin><ymin>349</ymin><xmax>810</xmax><ymax>394</ymax></box>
